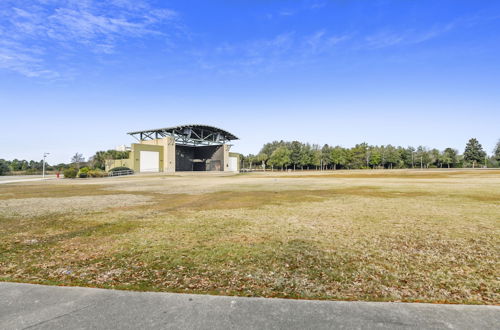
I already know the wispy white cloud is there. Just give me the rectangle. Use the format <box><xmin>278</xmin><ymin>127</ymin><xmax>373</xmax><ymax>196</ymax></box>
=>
<box><xmin>195</xmin><ymin>14</ymin><xmax>473</xmax><ymax>75</ymax></box>
<box><xmin>279</xmin><ymin>10</ymin><xmax>295</xmax><ymax>17</ymax></box>
<box><xmin>197</xmin><ymin>30</ymin><xmax>350</xmax><ymax>75</ymax></box>
<box><xmin>309</xmin><ymin>1</ymin><xmax>327</xmax><ymax>10</ymax></box>
<box><xmin>0</xmin><ymin>0</ymin><xmax>179</xmax><ymax>78</ymax></box>
<box><xmin>363</xmin><ymin>22</ymin><xmax>456</xmax><ymax>49</ymax></box>
<box><xmin>303</xmin><ymin>30</ymin><xmax>350</xmax><ymax>54</ymax></box>
<box><xmin>272</xmin><ymin>0</ymin><xmax>328</xmax><ymax>19</ymax></box>
<box><xmin>0</xmin><ymin>40</ymin><xmax>59</xmax><ymax>78</ymax></box>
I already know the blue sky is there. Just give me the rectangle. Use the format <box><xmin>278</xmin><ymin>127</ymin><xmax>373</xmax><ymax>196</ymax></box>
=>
<box><xmin>1</xmin><ymin>0</ymin><xmax>499</xmax><ymax>164</ymax></box>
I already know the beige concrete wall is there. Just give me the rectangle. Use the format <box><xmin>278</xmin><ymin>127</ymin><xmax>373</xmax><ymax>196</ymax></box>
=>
<box><xmin>140</xmin><ymin>137</ymin><xmax>176</xmax><ymax>172</ymax></box>
<box><xmin>105</xmin><ymin>158</ymin><xmax>133</xmax><ymax>172</ymax></box>
<box><xmin>229</xmin><ymin>152</ymin><xmax>241</xmax><ymax>172</ymax></box>
<box><xmin>130</xmin><ymin>143</ymin><xmax>164</xmax><ymax>172</ymax></box>
<box><xmin>164</xmin><ymin>137</ymin><xmax>176</xmax><ymax>173</ymax></box>
<box><xmin>223</xmin><ymin>144</ymin><xmax>231</xmax><ymax>172</ymax></box>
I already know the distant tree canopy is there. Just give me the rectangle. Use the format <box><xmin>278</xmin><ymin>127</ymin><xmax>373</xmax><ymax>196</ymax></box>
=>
<box><xmin>1</xmin><ymin>138</ymin><xmax>499</xmax><ymax>176</ymax></box>
<box><xmin>0</xmin><ymin>158</ymin><xmax>72</xmax><ymax>175</ymax></box>
<box><xmin>493</xmin><ymin>140</ymin><xmax>500</xmax><ymax>162</ymax></box>
<box><xmin>71</xmin><ymin>152</ymin><xmax>85</xmax><ymax>169</ymax></box>
<box><xmin>241</xmin><ymin>137</ymin><xmax>498</xmax><ymax>170</ymax></box>
<box><xmin>442</xmin><ymin>148</ymin><xmax>459</xmax><ymax>168</ymax></box>
<box><xmin>463</xmin><ymin>138</ymin><xmax>486</xmax><ymax>168</ymax></box>
<box><xmin>0</xmin><ymin>159</ymin><xmax>10</xmax><ymax>175</ymax></box>
<box><xmin>0</xmin><ymin>149</ymin><xmax>131</xmax><ymax>175</ymax></box>
<box><xmin>268</xmin><ymin>146</ymin><xmax>292</xmax><ymax>170</ymax></box>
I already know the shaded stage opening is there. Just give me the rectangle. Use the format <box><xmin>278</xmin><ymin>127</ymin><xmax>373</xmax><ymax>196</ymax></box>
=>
<box><xmin>175</xmin><ymin>145</ymin><xmax>223</xmax><ymax>171</ymax></box>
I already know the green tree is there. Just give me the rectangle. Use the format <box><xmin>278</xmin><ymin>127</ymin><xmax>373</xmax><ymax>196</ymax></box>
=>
<box><xmin>321</xmin><ymin>144</ymin><xmax>332</xmax><ymax>169</ymax></box>
<box><xmin>442</xmin><ymin>148</ymin><xmax>458</xmax><ymax>168</ymax></box>
<box><xmin>259</xmin><ymin>140</ymin><xmax>286</xmax><ymax>168</ymax></box>
<box><xmin>349</xmin><ymin>143</ymin><xmax>369</xmax><ymax>168</ymax></box>
<box><xmin>385</xmin><ymin>145</ymin><xmax>400</xmax><ymax>169</ymax></box>
<box><xmin>398</xmin><ymin>147</ymin><xmax>413</xmax><ymax>168</ymax></box>
<box><xmin>299</xmin><ymin>143</ymin><xmax>312</xmax><ymax>169</ymax></box>
<box><xmin>330</xmin><ymin>146</ymin><xmax>347</xmax><ymax>170</ymax></box>
<box><xmin>9</xmin><ymin>159</ymin><xmax>21</xmax><ymax>171</ymax></box>
<box><xmin>463</xmin><ymin>138</ymin><xmax>486</xmax><ymax>168</ymax></box>
<box><xmin>415</xmin><ymin>146</ymin><xmax>431</xmax><ymax>168</ymax></box>
<box><xmin>369</xmin><ymin>147</ymin><xmax>382</xmax><ymax>168</ymax></box>
<box><xmin>310</xmin><ymin>144</ymin><xmax>321</xmax><ymax>169</ymax></box>
<box><xmin>429</xmin><ymin>148</ymin><xmax>441</xmax><ymax>168</ymax></box>
<box><xmin>406</xmin><ymin>146</ymin><xmax>416</xmax><ymax>168</ymax></box>
<box><xmin>242</xmin><ymin>154</ymin><xmax>256</xmax><ymax>169</ymax></box>
<box><xmin>255</xmin><ymin>152</ymin><xmax>268</xmax><ymax>170</ymax></box>
<box><xmin>290</xmin><ymin>141</ymin><xmax>303</xmax><ymax>170</ymax></box>
<box><xmin>268</xmin><ymin>146</ymin><xmax>292</xmax><ymax>171</ymax></box>
<box><xmin>0</xmin><ymin>159</ymin><xmax>10</xmax><ymax>175</ymax></box>
<box><xmin>20</xmin><ymin>160</ymin><xmax>29</xmax><ymax>171</ymax></box>
<box><xmin>493</xmin><ymin>140</ymin><xmax>500</xmax><ymax>162</ymax></box>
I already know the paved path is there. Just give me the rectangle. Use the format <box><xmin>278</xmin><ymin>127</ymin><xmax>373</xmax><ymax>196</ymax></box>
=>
<box><xmin>0</xmin><ymin>282</ymin><xmax>498</xmax><ymax>329</ymax></box>
<box><xmin>0</xmin><ymin>175</ymin><xmax>57</xmax><ymax>185</ymax></box>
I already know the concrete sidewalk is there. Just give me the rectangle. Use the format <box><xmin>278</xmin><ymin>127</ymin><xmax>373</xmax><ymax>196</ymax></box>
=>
<box><xmin>0</xmin><ymin>175</ymin><xmax>57</xmax><ymax>184</ymax></box>
<box><xmin>0</xmin><ymin>282</ymin><xmax>498</xmax><ymax>330</ymax></box>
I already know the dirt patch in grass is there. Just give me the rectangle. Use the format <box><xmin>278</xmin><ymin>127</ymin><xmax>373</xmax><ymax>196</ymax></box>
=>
<box><xmin>0</xmin><ymin>183</ymin><xmax>133</xmax><ymax>200</ymax></box>
<box><xmin>0</xmin><ymin>194</ymin><xmax>152</xmax><ymax>217</ymax></box>
<box><xmin>463</xmin><ymin>193</ymin><xmax>500</xmax><ymax>203</ymax></box>
<box><xmin>139</xmin><ymin>187</ymin><xmax>433</xmax><ymax>213</ymax></box>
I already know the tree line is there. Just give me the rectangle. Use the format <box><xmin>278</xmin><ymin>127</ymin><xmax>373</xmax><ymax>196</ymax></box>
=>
<box><xmin>242</xmin><ymin>138</ymin><xmax>500</xmax><ymax>171</ymax></box>
<box><xmin>0</xmin><ymin>150</ymin><xmax>130</xmax><ymax>176</ymax></box>
<box><xmin>1</xmin><ymin>139</ymin><xmax>499</xmax><ymax>175</ymax></box>
<box><xmin>65</xmin><ymin>150</ymin><xmax>130</xmax><ymax>170</ymax></box>
<box><xmin>0</xmin><ymin>159</ymin><xmax>70</xmax><ymax>175</ymax></box>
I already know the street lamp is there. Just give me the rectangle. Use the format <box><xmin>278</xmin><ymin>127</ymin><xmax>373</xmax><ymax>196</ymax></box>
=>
<box><xmin>42</xmin><ymin>152</ymin><xmax>50</xmax><ymax>179</ymax></box>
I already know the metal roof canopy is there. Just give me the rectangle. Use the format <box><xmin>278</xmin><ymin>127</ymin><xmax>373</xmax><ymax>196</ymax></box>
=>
<box><xmin>128</xmin><ymin>124</ymin><xmax>239</xmax><ymax>147</ymax></box>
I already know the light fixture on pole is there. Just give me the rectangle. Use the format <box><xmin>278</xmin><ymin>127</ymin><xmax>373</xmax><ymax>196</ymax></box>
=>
<box><xmin>42</xmin><ymin>152</ymin><xmax>50</xmax><ymax>179</ymax></box>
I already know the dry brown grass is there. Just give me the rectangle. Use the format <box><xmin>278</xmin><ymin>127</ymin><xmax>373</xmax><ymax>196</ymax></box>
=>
<box><xmin>0</xmin><ymin>170</ymin><xmax>498</xmax><ymax>304</ymax></box>
<box><xmin>264</xmin><ymin>169</ymin><xmax>500</xmax><ymax>179</ymax></box>
<box><xmin>0</xmin><ymin>194</ymin><xmax>152</xmax><ymax>217</ymax></box>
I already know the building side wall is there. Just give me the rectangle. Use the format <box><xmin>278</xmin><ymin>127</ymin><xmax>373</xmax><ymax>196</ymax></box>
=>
<box><xmin>211</xmin><ymin>145</ymin><xmax>225</xmax><ymax>171</ymax></box>
<box><xmin>141</xmin><ymin>137</ymin><xmax>175</xmax><ymax>172</ymax></box>
<box><xmin>105</xmin><ymin>158</ymin><xmax>133</xmax><ymax>172</ymax></box>
<box><xmin>222</xmin><ymin>144</ymin><xmax>231</xmax><ymax>171</ymax></box>
<box><xmin>131</xmin><ymin>143</ymin><xmax>164</xmax><ymax>172</ymax></box>
<box><xmin>164</xmin><ymin>137</ymin><xmax>176</xmax><ymax>173</ymax></box>
<box><xmin>229</xmin><ymin>152</ymin><xmax>241</xmax><ymax>172</ymax></box>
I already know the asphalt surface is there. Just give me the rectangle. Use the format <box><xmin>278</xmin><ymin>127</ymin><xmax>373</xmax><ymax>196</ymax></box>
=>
<box><xmin>1</xmin><ymin>282</ymin><xmax>498</xmax><ymax>329</ymax></box>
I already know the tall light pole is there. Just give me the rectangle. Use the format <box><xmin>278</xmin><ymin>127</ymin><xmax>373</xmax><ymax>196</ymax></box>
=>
<box><xmin>42</xmin><ymin>152</ymin><xmax>50</xmax><ymax>179</ymax></box>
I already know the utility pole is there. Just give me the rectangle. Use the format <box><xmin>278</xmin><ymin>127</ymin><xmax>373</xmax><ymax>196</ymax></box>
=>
<box><xmin>42</xmin><ymin>152</ymin><xmax>50</xmax><ymax>179</ymax></box>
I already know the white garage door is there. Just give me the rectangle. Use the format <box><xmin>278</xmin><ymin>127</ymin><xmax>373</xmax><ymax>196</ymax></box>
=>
<box><xmin>140</xmin><ymin>151</ymin><xmax>159</xmax><ymax>172</ymax></box>
<box><xmin>228</xmin><ymin>156</ymin><xmax>238</xmax><ymax>172</ymax></box>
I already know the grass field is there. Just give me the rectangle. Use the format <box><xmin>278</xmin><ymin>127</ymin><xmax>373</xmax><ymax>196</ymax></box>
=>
<box><xmin>0</xmin><ymin>169</ymin><xmax>499</xmax><ymax>304</ymax></box>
